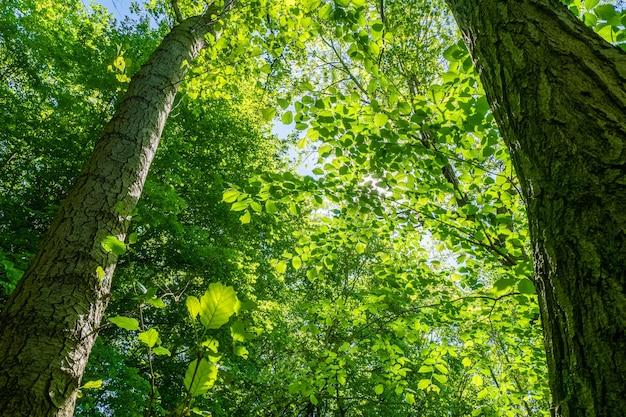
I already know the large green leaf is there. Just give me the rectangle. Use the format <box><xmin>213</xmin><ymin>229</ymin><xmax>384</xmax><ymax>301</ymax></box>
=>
<box><xmin>109</xmin><ymin>316</ymin><xmax>139</xmax><ymax>331</ymax></box>
<box><xmin>138</xmin><ymin>328</ymin><xmax>159</xmax><ymax>348</ymax></box>
<box><xmin>199</xmin><ymin>283</ymin><xmax>239</xmax><ymax>329</ymax></box>
<box><xmin>101</xmin><ymin>235</ymin><xmax>126</xmax><ymax>256</ymax></box>
<box><xmin>183</xmin><ymin>359</ymin><xmax>217</xmax><ymax>397</ymax></box>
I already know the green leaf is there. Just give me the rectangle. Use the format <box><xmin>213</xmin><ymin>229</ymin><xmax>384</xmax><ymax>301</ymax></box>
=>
<box><xmin>494</xmin><ymin>278</ymin><xmax>516</xmax><ymax>292</ymax></box>
<box><xmin>292</xmin><ymin>256</ymin><xmax>302</xmax><ymax>270</ymax></box>
<box><xmin>374</xmin><ymin>113</ymin><xmax>388</xmax><ymax>127</ymax></box>
<box><xmin>147</xmin><ymin>297</ymin><xmax>166</xmax><ymax>308</ymax></box>
<box><xmin>95</xmin><ymin>266</ymin><xmax>105</xmax><ymax>282</ymax></box>
<box><xmin>462</xmin><ymin>357</ymin><xmax>472</xmax><ymax>367</ymax></box>
<box><xmin>310</xmin><ymin>393</ymin><xmax>319</xmax><ymax>405</ymax></box>
<box><xmin>138</xmin><ymin>328</ymin><xmax>159</xmax><ymax>348</ymax></box>
<box><xmin>433</xmin><ymin>374</ymin><xmax>448</xmax><ymax>384</ymax></box>
<box><xmin>186</xmin><ymin>296</ymin><xmax>201</xmax><ymax>319</ymax></box>
<box><xmin>435</xmin><ymin>364</ymin><xmax>448</xmax><ymax>374</ymax></box>
<box><xmin>199</xmin><ymin>283</ymin><xmax>239</xmax><ymax>329</ymax></box>
<box><xmin>101</xmin><ymin>235</ymin><xmax>126</xmax><ymax>256</ymax></box>
<box><xmin>153</xmin><ymin>346</ymin><xmax>171</xmax><ymax>356</ymax></box>
<box><xmin>281</xmin><ymin>111</ymin><xmax>293</xmax><ymax>125</ymax></box>
<box><xmin>265</xmin><ymin>200</ymin><xmax>278</xmax><ymax>214</ymax></box>
<box><xmin>355</xmin><ymin>242</ymin><xmax>366</xmax><ymax>254</ymax></box>
<box><xmin>233</xmin><ymin>344</ymin><xmax>249</xmax><ymax>359</ymax></box>
<box><xmin>184</xmin><ymin>359</ymin><xmax>218</xmax><ymax>397</ymax></box>
<box><xmin>276</xmin><ymin>260</ymin><xmax>287</xmax><ymax>274</ymax></box>
<box><xmin>418</xmin><ymin>365</ymin><xmax>433</xmax><ymax>373</ymax></box>
<box><xmin>261</xmin><ymin>107</ymin><xmax>276</xmax><ymax>121</ymax></box>
<box><xmin>128</xmin><ymin>232</ymin><xmax>138</xmax><ymax>244</ymax></box>
<box><xmin>585</xmin><ymin>0</ymin><xmax>599</xmax><ymax>9</ymax></box>
<box><xmin>277</xmin><ymin>98</ymin><xmax>290</xmax><ymax>109</ymax></box>
<box><xmin>405</xmin><ymin>392</ymin><xmax>415</xmax><ymax>405</ymax></box>
<box><xmin>240</xmin><ymin>210</ymin><xmax>251</xmax><ymax>224</ymax></box>
<box><xmin>230</xmin><ymin>320</ymin><xmax>252</xmax><ymax>342</ymax></box>
<box><xmin>82</xmin><ymin>380</ymin><xmax>103</xmax><ymax>389</ymax></box>
<box><xmin>472</xmin><ymin>375</ymin><xmax>484</xmax><ymax>386</ymax></box>
<box><xmin>518</xmin><ymin>278</ymin><xmax>536</xmax><ymax>294</ymax></box>
<box><xmin>318</xmin><ymin>3</ymin><xmax>332</xmax><ymax>19</ymax></box>
<box><xmin>231</xmin><ymin>201</ymin><xmax>248</xmax><ymax>211</ymax></box>
<box><xmin>375</xmin><ymin>384</ymin><xmax>384</xmax><ymax>395</ymax></box>
<box><xmin>417</xmin><ymin>379</ymin><xmax>431</xmax><ymax>390</ymax></box>
<box><xmin>109</xmin><ymin>316</ymin><xmax>139</xmax><ymax>331</ymax></box>
<box><xmin>223</xmin><ymin>189</ymin><xmax>240</xmax><ymax>203</ymax></box>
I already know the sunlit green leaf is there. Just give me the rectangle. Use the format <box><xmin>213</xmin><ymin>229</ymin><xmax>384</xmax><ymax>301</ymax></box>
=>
<box><xmin>101</xmin><ymin>235</ymin><xmax>126</xmax><ymax>256</ymax></box>
<box><xmin>186</xmin><ymin>296</ymin><xmax>201</xmax><ymax>319</ymax></box>
<box><xmin>199</xmin><ymin>283</ymin><xmax>239</xmax><ymax>329</ymax></box>
<box><xmin>153</xmin><ymin>346</ymin><xmax>171</xmax><ymax>356</ymax></box>
<box><xmin>82</xmin><ymin>380</ymin><xmax>103</xmax><ymax>389</ymax></box>
<box><xmin>184</xmin><ymin>359</ymin><xmax>217</xmax><ymax>397</ymax></box>
<box><xmin>138</xmin><ymin>328</ymin><xmax>159</xmax><ymax>348</ymax></box>
<box><xmin>109</xmin><ymin>316</ymin><xmax>139</xmax><ymax>331</ymax></box>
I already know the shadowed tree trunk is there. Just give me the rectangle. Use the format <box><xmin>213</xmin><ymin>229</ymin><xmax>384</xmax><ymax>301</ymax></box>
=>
<box><xmin>445</xmin><ymin>0</ymin><xmax>626</xmax><ymax>415</ymax></box>
<box><xmin>0</xmin><ymin>11</ymin><xmax>220</xmax><ymax>416</ymax></box>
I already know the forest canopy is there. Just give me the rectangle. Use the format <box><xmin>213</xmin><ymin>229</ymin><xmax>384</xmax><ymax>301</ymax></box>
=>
<box><xmin>1</xmin><ymin>0</ymin><xmax>626</xmax><ymax>416</ymax></box>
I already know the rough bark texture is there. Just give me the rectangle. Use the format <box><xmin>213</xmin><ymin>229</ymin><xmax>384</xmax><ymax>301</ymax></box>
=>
<box><xmin>445</xmin><ymin>0</ymin><xmax>626</xmax><ymax>415</ymax></box>
<box><xmin>0</xmin><ymin>14</ymin><xmax>215</xmax><ymax>416</ymax></box>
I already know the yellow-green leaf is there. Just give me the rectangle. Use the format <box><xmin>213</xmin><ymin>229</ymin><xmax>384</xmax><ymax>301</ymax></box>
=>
<box><xmin>95</xmin><ymin>266</ymin><xmax>105</xmax><ymax>282</ymax></box>
<box><xmin>153</xmin><ymin>346</ymin><xmax>171</xmax><ymax>356</ymax></box>
<box><xmin>199</xmin><ymin>283</ymin><xmax>239</xmax><ymax>329</ymax></box>
<box><xmin>109</xmin><ymin>316</ymin><xmax>139</xmax><ymax>331</ymax></box>
<box><xmin>292</xmin><ymin>256</ymin><xmax>302</xmax><ymax>270</ymax></box>
<box><xmin>472</xmin><ymin>375</ymin><xmax>484</xmax><ymax>386</ymax></box>
<box><xmin>281</xmin><ymin>111</ymin><xmax>293</xmax><ymax>125</ymax></box>
<box><xmin>82</xmin><ymin>380</ymin><xmax>103</xmax><ymax>389</ymax></box>
<box><xmin>374</xmin><ymin>113</ymin><xmax>388</xmax><ymax>127</ymax></box>
<box><xmin>222</xmin><ymin>189</ymin><xmax>240</xmax><ymax>203</ymax></box>
<box><xmin>233</xmin><ymin>344</ymin><xmax>249</xmax><ymax>359</ymax></box>
<box><xmin>265</xmin><ymin>200</ymin><xmax>278</xmax><ymax>214</ymax></box>
<box><xmin>417</xmin><ymin>379</ymin><xmax>431</xmax><ymax>390</ymax></box>
<box><xmin>375</xmin><ymin>384</ymin><xmax>384</xmax><ymax>395</ymax></box>
<box><xmin>101</xmin><ymin>235</ymin><xmax>126</xmax><ymax>256</ymax></box>
<box><xmin>138</xmin><ymin>328</ymin><xmax>159</xmax><ymax>348</ymax></box>
<box><xmin>186</xmin><ymin>296</ymin><xmax>201</xmax><ymax>319</ymax></box>
<box><xmin>184</xmin><ymin>359</ymin><xmax>217</xmax><ymax>397</ymax></box>
<box><xmin>240</xmin><ymin>210</ymin><xmax>251</xmax><ymax>224</ymax></box>
<box><xmin>355</xmin><ymin>242</ymin><xmax>366</xmax><ymax>254</ymax></box>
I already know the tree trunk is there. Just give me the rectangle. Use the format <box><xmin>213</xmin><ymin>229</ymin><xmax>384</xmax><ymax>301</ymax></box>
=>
<box><xmin>0</xmin><ymin>14</ymin><xmax>216</xmax><ymax>416</ymax></box>
<box><xmin>445</xmin><ymin>0</ymin><xmax>626</xmax><ymax>415</ymax></box>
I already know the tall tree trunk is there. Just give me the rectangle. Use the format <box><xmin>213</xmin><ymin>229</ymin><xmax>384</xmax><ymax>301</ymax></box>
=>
<box><xmin>445</xmin><ymin>0</ymin><xmax>626</xmax><ymax>415</ymax></box>
<box><xmin>0</xmin><ymin>13</ymin><xmax>217</xmax><ymax>416</ymax></box>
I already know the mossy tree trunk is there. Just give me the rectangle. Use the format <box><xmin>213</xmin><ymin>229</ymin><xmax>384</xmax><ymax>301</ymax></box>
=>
<box><xmin>0</xmin><ymin>13</ymin><xmax>218</xmax><ymax>417</ymax></box>
<box><xmin>445</xmin><ymin>0</ymin><xmax>626</xmax><ymax>415</ymax></box>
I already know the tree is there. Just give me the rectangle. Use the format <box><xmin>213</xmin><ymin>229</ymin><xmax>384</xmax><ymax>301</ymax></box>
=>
<box><xmin>0</xmin><ymin>4</ymin><xmax>226</xmax><ymax>415</ymax></box>
<box><xmin>444</xmin><ymin>0</ymin><xmax>626</xmax><ymax>415</ymax></box>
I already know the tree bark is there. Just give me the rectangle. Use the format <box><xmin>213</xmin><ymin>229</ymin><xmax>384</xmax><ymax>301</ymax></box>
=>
<box><xmin>445</xmin><ymin>0</ymin><xmax>626</xmax><ymax>415</ymax></box>
<box><xmin>0</xmin><ymin>13</ymin><xmax>217</xmax><ymax>416</ymax></box>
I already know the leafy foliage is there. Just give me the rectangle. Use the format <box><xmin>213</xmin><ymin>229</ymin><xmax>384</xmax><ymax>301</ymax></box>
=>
<box><xmin>5</xmin><ymin>0</ymin><xmax>624</xmax><ymax>415</ymax></box>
